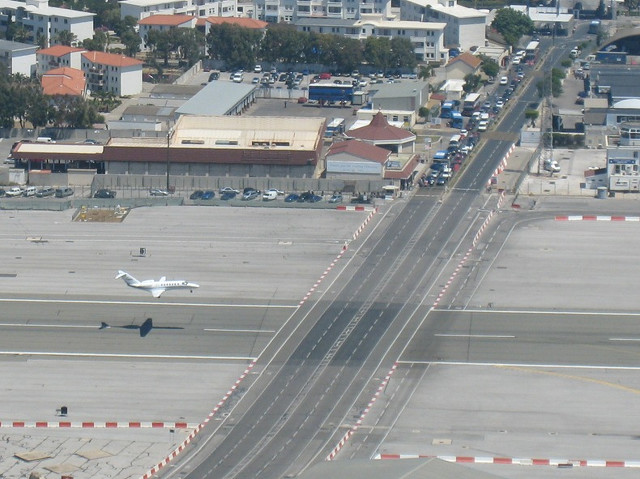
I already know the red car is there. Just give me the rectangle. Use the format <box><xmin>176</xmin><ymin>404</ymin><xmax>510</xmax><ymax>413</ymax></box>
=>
<box><xmin>319</xmin><ymin>72</ymin><xmax>332</xmax><ymax>80</ymax></box>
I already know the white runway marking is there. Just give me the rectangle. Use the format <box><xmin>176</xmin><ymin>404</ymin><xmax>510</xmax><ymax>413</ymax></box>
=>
<box><xmin>399</xmin><ymin>360</ymin><xmax>640</xmax><ymax>370</ymax></box>
<box><xmin>204</xmin><ymin>328</ymin><xmax>275</xmax><ymax>334</ymax></box>
<box><xmin>0</xmin><ymin>323</ymin><xmax>97</xmax><ymax>329</ymax></box>
<box><xmin>609</xmin><ymin>338</ymin><xmax>640</xmax><ymax>342</ymax></box>
<box><xmin>455</xmin><ymin>309</ymin><xmax>640</xmax><ymax>317</ymax></box>
<box><xmin>0</xmin><ymin>298</ymin><xmax>296</xmax><ymax>308</ymax></box>
<box><xmin>0</xmin><ymin>351</ymin><xmax>256</xmax><ymax>360</ymax></box>
<box><xmin>434</xmin><ymin>334</ymin><xmax>515</xmax><ymax>339</ymax></box>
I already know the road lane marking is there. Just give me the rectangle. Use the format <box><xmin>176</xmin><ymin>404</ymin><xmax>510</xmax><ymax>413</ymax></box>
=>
<box><xmin>0</xmin><ymin>351</ymin><xmax>256</xmax><ymax>360</ymax></box>
<box><xmin>0</xmin><ymin>298</ymin><xmax>296</xmax><ymax>308</ymax></box>
<box><xmin>434</xmin><ymin>334</ymin><xmax>515</xmax><ymax>338</ymax></box>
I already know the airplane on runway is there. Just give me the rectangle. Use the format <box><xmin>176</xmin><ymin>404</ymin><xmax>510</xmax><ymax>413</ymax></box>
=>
<box><xmin>115</xmin><ymin>271</ymin><xmax>199</xmax><ymax>298</ymax></box>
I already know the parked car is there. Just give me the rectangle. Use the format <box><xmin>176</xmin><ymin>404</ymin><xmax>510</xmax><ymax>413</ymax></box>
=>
<box><xmin>201</xmin><ymin>190</ymin><xmax>215</xmax><ymax>200</ymax></box>
<box><xmin>219</xmin><ymin>187</ymin><xmax>240</xmax><ymax>194</ymax></box>
<box><xmin>499</xmin><ymin>76</ymin><xmax>508</xmax><ymax>85</ymax></box>
<box><xmin>190</xmin><ymin>190</ymin><xmax>204</xmax><ymax>200</ymax></box>
<box><xmin>94</xmin><ymin>189</ymin><xmax>116</xmax><ymax>198</ymax></box>
<box><xmin>220</xmin><ymin>191</ymin><xmax>236</xmax><ymax>200</ymax></box>
<box><xmin>5</xmin><ymin>186</ymin><xmax>23</xmax><ymax>197</ymax></box>
<box><xmin>242</xmin><ymin>188</ymin><xmax>260</xmax><ymax>200</ymax></box>
<box><xmin>284</xmin><ymin>193</ymin><xmax>300</xmax><ymax>203</ymax></box>
<box><xmin>150</xmin><ymin>188</ymin><xmax>169</xmax><ymax>196</ymax></box>
<box><xmin>263</xmin><ymin>190</ymin><xmax>278</xmax><ymax>201</ymax></box>
<box><xmin>328</xmin><ymin>194</ymin><xmax>343</xmax><ymax>203</ymax></box>
<box><xmin>55</xmin><ymin>187</ymin><xmax>74</xmax><ymax>198</ymax></box>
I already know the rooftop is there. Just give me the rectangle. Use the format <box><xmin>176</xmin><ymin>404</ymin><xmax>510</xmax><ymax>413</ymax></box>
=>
<box><xmin>82</xmin><ymin>51</ymin><xmax>143</xmax><ymax>68</ymax></box>
<box><xmin>347</xmin><ymin>112</ymin><xmax>416</xmax><ymax>143</ymax></box>
<box><xmin>138</xmin><ymin>14</ymin><xmax>196</xmax><ymax>26</ymax></box>
<box><xmin>368</xmin><ymin>80</ymin><xmax>429</xmax><ymax>99</ymax></box>
<box><xmin>176</xmin><ymin>82</ymin><xmax>256</xmax><ymax>116</ymax></box>
<box><xmin>41</xmin><ymin>67</ymin><xmax>85</xmax><ymax>96</ymax></box>
<box><xmin>404</xmin><ymin>0</ymin><xmax>487</xmax><ymax>19</ymax></box>
<box><xmin>327</xmin><ymin>139</ymin><xmax>391</xmax><ymax>164</ymax></box>
<box><xmin>2</xmin><ymin>0</ymin><xmax>94</xmax><ymax>18</ymax></box>
<box><xmin>130</xmin><ymin>115</ymin><xmax>327</xmax><ymax>151</ymax></box>
<box><xmin>0</xmin><ymin>39</ymin><xmax>38</xmax><ymax>52</ymax></box>
<box><xmin>37</xmin><ymin>45</ymin><xmax>86</xmax><ymax>57</ymax></box>
<box><xmin>198</xmin><ymin>16</ymin><xmax>268</xmax><ymax>29</ymax></box>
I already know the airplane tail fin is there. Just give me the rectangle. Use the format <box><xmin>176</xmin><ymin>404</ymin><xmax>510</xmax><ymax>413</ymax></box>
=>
<box><xmin>115</xmin><ymin>270</ymin><xmax>140</xmax><ymax>286</ymax></box>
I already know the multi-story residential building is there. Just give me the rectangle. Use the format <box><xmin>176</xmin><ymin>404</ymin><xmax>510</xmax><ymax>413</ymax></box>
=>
<box><xmin>0</xmin><ymin>39</ymin><xmax>36</xmax><ymax>75</ymax></box>
<box><xmin>296</xmin><ymin>15</ymin><xmax>446</xmax><ymax>62</ymax></box>
<box><xmin>254</xmin><ymin>0</ymin><xmax>391</xmax><ymax>22</ymax></box>
<box><xmin>0</xmin><ymin>0</ymin><xmax>94</xmax><ymax>48</ymax></box>
<box><xmin>35</xmin><ymin>44</ymin><xmax>85</xmax><ymax>76</ymax></box>
<box><xmin>137</xmin><ymin>14</ymin><xmax>197</xmax><ymax>50</ymax></box>
<box><xmin>399</xmin><ymin>0</ymin><xmax>486</xmax><ymax>52</ymax></box>
<box><xmin>81</xmin><ymin>51</ymin><xmax>143</xmax><ymax>97</ymax></box>
<box><xmin>120</xmin><ymin>0</ymin><xmax>236</xmax><ymax>21</ymax></box>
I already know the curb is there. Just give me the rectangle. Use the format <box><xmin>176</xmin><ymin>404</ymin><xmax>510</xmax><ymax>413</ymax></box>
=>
<box><xmin>0</xmin><ymin>421</ymin><xmax>198</xmax><ymax>429</ymax></box>
<box><xmin>487</xmin><ymin>143</ymin><xmax>515</xmax><ymax>187</ymax></box>
<box><xmin>556</xmin><ymin>215</ymin><xmax>640</xmax><ymax>221</ymax></box>
<box><xmin>375</xmin><ymin>454</ymin><xmax>640</xmax><ymax>468</ymax></box>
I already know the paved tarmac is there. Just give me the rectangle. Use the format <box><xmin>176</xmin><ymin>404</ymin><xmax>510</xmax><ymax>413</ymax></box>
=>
<box><xmin>0</xmin><ymin>205</ymin><xmax>370</xmax><ymax>479</ymax></box>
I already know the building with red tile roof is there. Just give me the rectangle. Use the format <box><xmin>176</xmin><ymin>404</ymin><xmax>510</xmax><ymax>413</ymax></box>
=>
<box><xmin>36</xmin><ymin>45</ymin><xmax>86</xmax><ymax>76</ymax></box>
<box><xmin>41</xmin><ymin>67</ymin><xmax>86</xmax><ymax>97</ymax></box>
<box><xmin>445</xmin><ymin>51</ymin><xmax>483</xmax><ymax>80</ymax></box>
<box><xmin>346</xmin><ymin>112</ymin><xmax>416</xmax><ymax>153</ymax></box>
<box><xmin>81</xmin><ymin>52</ymin><xmax>143</xmax><ymax>96</ymax></box>
<box><xmin>325</xmin><ymin>139</ymin><xmax>391</xmax><ymax>179</ymax></box>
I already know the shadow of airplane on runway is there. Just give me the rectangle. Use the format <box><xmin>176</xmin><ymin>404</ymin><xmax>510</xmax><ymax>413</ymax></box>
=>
<box><xmin>99</xmin><ymin>318</ymin><xmax>183</xmax><ymax>337</ymax></box>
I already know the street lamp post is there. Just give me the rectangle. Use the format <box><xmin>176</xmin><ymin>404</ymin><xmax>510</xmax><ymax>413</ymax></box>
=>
<box><xmin>166</xmin><ymin>128</ymin><xmax>173</xmax><ymax>192</ymax></box>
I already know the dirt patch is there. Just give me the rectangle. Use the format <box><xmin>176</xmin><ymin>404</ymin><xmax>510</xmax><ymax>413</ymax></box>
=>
<box><xmin>73</xmin><ymin>206</ymin><xmax>130</xmax><ymax>222</ymax></box>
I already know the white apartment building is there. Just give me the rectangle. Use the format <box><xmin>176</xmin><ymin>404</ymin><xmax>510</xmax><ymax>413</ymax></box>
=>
<box><xmin>81</xmin><ymin>51</ymin><xmax>143</xmax><ymax>97</ymax></box>
<box><xmin>0</xmin><ymin>39</ymin><xmax>36</xmax><ymax>75</ymax></box>
<box><xmin>254</xmin><ymin>0</ymin><xmax>391</xmax><ymax>22</ymax></box>
<box><xmin>0</xmin><ymin>0</ymin><xmax>94</xmax><ymax>48</ymax></box>
<box><xmin>296</xmin><ymin>15</ymin><xmax>446</xmax><ymax>62</ymax></box>
<box><xmin>399</xmin><ymin>0</ymin><xmax>486</xmax><ymax>52</ymax></box>
<box><xmin>120</xmin><ymin>0</ymin><xmax>236</xmax><ymax>21</ymax></box>
<box><xmin>137</xmin><ymin>14</ymin><xmax>197</xmax><ymax>50</ymax></box>
<box><xmin>35</xmin><ymin>44</ymin><xmax>84</xmax><ymax>76</ymax></box>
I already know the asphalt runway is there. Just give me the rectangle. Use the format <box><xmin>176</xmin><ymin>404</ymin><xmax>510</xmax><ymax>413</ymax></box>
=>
<box><xmin>0</xmin><ymin>205</ymin><xmax>370</xmax><ymax>479</ymax></box>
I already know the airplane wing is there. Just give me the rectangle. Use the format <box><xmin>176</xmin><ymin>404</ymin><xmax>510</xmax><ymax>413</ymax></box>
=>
<box><xmin>150</xmin><ymin>288</ymin><xmax>165</xmax><ymax>298</ymax></box>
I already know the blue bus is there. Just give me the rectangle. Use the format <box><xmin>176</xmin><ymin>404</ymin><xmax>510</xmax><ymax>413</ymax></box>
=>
<box><xmin>309</xmin><ymin>84</ymin><xmax>355</xmax><ymax>104</ymax></box>
<box><xmin>450</xmin><ymin>111</ymin><xmax>464</xmax><ymax>129</ymax></box>
<box><xmin>440</xmin><ymin>101</ymin><xmax>455</xmax><ymax>119</ymax></box>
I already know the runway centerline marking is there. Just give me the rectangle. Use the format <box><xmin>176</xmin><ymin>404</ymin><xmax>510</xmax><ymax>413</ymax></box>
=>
<box><xmin>0</xmin><ymin>323</ymin><xmax>97</xmax><ymax>329</ymax></box>
<box><xmin>399</xmin><ymin>360</ymin><xmax>640</xmax><ymax>370</ymax></box>
<box><xmin>204</xmin><ymin>328</ymin><xmax>276</xmax><ymax>334</ymax></box>
<box><xmin>0</xmin><ymin>351</ymin><xmax>256</xmax><ymax>360</ymax></box>
<box><xmin>434</xmin><ymin>334</ymin><xmax>515</xmax><ymax>339</ymax></box>
<box><xmin>0</xmin><ymin>298</ymin><xmax>296</xmax><ymax>308</ymax></box>
<box><xmin>609</xmin><ymin>338</ymin><xmax>640</xmax><ymax>342</ymax></box>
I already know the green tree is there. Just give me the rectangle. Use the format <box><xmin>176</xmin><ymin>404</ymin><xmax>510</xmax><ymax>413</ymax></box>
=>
<box><xmin>364</xmin><ymin>37</ymin><xmax>392</xmax><ymax>72</ymax></box>
<box><xmin>418</xmin><ymin>64</ymin><xmax>434</xmax><ymax>80</ymax></box>
<box><xmin>120</xmin><ymin>30</ymin><xmax>141</xmax><ymax>58</ymax></box>
<box><xmin>54</xmin><ymin>30</ymin><xmax>77</xmax><ymax>46</ymax></box>
<box><xmin>260</xmin><ymin>25</ymin><xmax>306</xmax><ymax>63</ymax></box>
<box><xmin>26</xmin><ymin>91</ymin><xmax>53</xmax><ymax>128</ymax></box>
<box><xmin>463</xmin><ymin>73</ymin><xmax>481</xmax><ymax>93</ymax></box>
<box><xmin>206</xmin><ymin>24</ymin><xmax>262</xmax><ymax>70</ymax></box>
<box><xmin>480</xmin><ymin>56</ymin><xmax>499</xmax><ymax>78</ymax></box>
<box><xmin>83</xmin><ymin>31</ymin><xmax>109</xmax><ymax>52</ymax></box>
<box><xmin>491</xmin><ymin>8</ymin><xmax>534</xmax><ymax>47</ymax></box>
<box><xmin>390</xmin><ymin>37</ymin><xmax>417</xmax><ymax>70</ymax></box>
<box><xmin>525</xmin><ymin>109</ymin><xmax>539</xmax><ymax>126</ymax></box>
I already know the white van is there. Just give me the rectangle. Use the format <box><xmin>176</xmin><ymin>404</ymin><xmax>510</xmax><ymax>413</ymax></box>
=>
<box><xmin>23</xmin><ymin>186</ymin><xmax>37</xmax><ymax>197</ymax></box>
<box><xmin>36</xmin><ymin>136</ymin><xmax>55</xmax><ymax>143</ymax></box>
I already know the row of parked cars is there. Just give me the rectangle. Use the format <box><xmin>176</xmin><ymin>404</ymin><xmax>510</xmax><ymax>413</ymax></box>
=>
<box><xmin>0</xmin><ymin>186</ymin><xmax>74</xmax><ymax>198</ymax></box>
<box><xmin>189</xmin><ymin>187</ymin><xmax>344</xmax><ymax>204</ymax></box>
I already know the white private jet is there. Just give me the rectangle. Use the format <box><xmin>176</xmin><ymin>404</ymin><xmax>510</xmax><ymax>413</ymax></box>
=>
<box><xmin>115</xmin><ymin>270</ymin><xmax>199</xmax><ymax>298</ymax></box>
